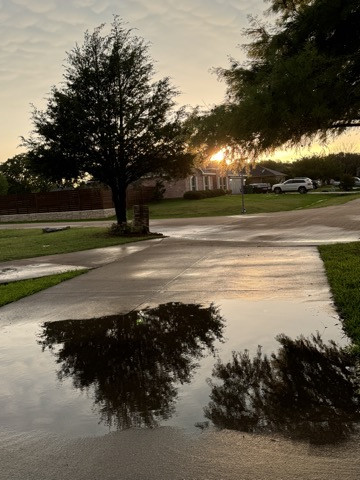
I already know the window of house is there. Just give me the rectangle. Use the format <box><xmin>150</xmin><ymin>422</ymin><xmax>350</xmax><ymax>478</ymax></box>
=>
<box><xmin>190</xmin><ymin>176</ymin><xmax>197</xmax><ymax>191</ymax></box>
<box><xmin>218</xmin><ymin>177</ymin><xmax>227</xmax><ymax>190</ymax></box>
<box><xmin>204</xmin><ymin>176</ymin><xmax>213</xmax><ymax>190</ymax></box>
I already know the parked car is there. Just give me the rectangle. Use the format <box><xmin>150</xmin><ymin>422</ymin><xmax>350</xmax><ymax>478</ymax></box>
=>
<box><xmin>293</xmin><ymin>177</ymin><xmax>319</xmax><ymax>189</ymax></box>
<box><xmin>312</xmin><ymin>180</ymin><xmax>319</xmax><ymax>189</ymax></box>
<box><xmin>247</xmin><ymin>182</ymin><xmax>271</xmax><ymax>193</ymax></box>
<box><xmin>353</xmin><ymin>177</ymin><xmax>360</xmax><ymax>187</ymax></box>
<box><xmin>331</xmin><ymin>177</ymin><xmax>360</xmax><ymax>188</ymax></box>
<box><xmin>272</xmin><ymin>178</ymin><xmax>314</xmax><ymax>194</ymax></box>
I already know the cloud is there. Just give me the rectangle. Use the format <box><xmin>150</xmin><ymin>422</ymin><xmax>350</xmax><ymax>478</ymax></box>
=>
<box><xmin>0</xmin><ymin>0</ymin><xmax>268</xmax><ymax>162</ymax></box>
<box><xmin>12</xmin><ymin>0</ymin><xmax>57</xmax><ymax>13</ymax></box>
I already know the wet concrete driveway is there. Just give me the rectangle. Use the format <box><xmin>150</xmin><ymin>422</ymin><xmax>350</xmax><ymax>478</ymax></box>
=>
<box><xmin>1</xmin><ymin>200</ymin><xmax>360</xmax><ymax>479</ymax></box>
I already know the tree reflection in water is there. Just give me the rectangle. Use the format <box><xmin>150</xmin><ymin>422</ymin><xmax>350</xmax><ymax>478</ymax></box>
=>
<box><xmin>205</xmin><ymin>333</ymin><xmax>360</xmax><ymax>444</ymax></box>
<box><xmin>39</xmin><ymin>302</ymin><xmax>224</xmax><ymax>430</ymax></box>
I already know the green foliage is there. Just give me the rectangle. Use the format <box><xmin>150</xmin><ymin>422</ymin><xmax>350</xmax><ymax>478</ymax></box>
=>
<box><xmin>108</xmin><ymin>222</ymin><xmax>152</xmax><ymax>236</ymax></box>
<box><xmin>24</xmin><ymin>18</ymin><xmax>194</xmax><ymax>224</ymax></box>
<box><xmin>152</xmin><ymin>179</ymin><xmax>166</xmax><ymax>201</ymax></box>
<box><xmin>288</xmin><ymin>153</ymin><xmax>360</xmax><ymax>183</ymax></box>
<box><xmin>0</xmin><ymin>153</ymin><xmax>55</xmax><ymax>194</ymax></box>
<box><xmin>183</xmin><ymin>188</ymin><xmax>226</xmax><ymax>200</ymax></box>
<box><xmin>319</xmin><ymin>242</ymin><xmax>360</xmax><ymax>352</ymax></box>
<box><xmin>0</xmin><ymin>173</ymin><xmax>9</xmax><ymax>195</ymax></box>
<box><xmin>192</xmin><ymin>0</ymin><xmax>360</xmax><ymax>157</ymax></box>
<box><xmin>339</xmin><ymin>173</ymin><xmax>355</xmax><ymax>191</ymax></box>
<box><xmin>183</xmin><ymin>190</ymin><xmax>207</xmax><ymax>200</ymax></box>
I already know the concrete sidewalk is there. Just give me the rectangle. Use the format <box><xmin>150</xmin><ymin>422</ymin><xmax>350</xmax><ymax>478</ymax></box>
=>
<box><xmin>0</xmin><ymin>238</ymin><xmax>163</xmax><ymax>284</ymax></box>
<box><xmin>0</xmin><ymin>234</ymin><xmax>332</xmax><ymax>325</ymax></box>
<box><xmin>1</xmin><ymin>202</ymin><xmax>360</xmax><ymax>479</ymax></box>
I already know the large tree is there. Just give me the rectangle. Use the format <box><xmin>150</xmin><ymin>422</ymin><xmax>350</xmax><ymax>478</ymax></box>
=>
<box><xmin>25</xmin><ymin>18</ymin><xmax>194</xmax><ymax>223</ymax></box>
<box><xmin>191</xmin><ymin>0</ymin><xmax>360</xmax><ymax>159</ymax></box>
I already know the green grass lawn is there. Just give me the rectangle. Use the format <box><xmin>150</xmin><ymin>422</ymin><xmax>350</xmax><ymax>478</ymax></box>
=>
<box><xmin>143</xmin><ymin>192</ymin><xmax>360</xmax><ymax>219</ymax></box>
<box><xmin>0</xmin><ymin>270</ymin><xmax>87</xmax><ymax>307</ymax></box>
<box><xmin>318</xmin><ymin>242</ymin><xmax>360</xmax><ymax>353</ymax></box>
<box><xmin>0</xmin><ymin>227</ymin><xmax>158</xmax><ymax>262</ymax></box>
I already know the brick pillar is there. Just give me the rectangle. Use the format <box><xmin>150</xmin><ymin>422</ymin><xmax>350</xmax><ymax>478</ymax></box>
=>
<box><xmin>133</xmin><ymin>205</ymin><xmax>149</xmax><ymax>233</ymax></box>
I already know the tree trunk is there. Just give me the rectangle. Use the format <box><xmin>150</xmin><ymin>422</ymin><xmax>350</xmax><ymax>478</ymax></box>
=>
<box><xmin>111</xmin><ymin>184</ymin><xmax>127</xmax><ymax>224</ymax></box>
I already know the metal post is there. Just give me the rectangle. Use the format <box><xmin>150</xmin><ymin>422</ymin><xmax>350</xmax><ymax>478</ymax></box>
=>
<box><xmin>240</xmin><ymin>173</ymin><xmax>246</xmax><ymax>214</ymax></box>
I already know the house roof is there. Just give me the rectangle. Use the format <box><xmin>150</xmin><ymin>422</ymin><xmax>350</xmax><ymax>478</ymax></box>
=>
<box><xmin>192</xmin><ymin>165</ymin><xmax>285</xmax><ymax>178</ymax></box>
<box><xmin>247</xmin><ymin>165</ymin><xmax>285</xmax><ymax>177</ymax></box>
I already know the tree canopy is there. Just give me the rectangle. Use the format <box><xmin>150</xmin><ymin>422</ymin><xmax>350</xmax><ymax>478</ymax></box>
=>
<box><xmin>0</xmin><ymin>153</ymin><xmax>55</xmax><ymax>194</ymax></box>
<box><xmin>25</xmin><ymin>18</ymin><xmax>194</xmax><ymax>223</ymax></box>
<box><xmin>0</xmin><ymin>172</ymin><xmax>8</xmax><ymax>196</ymax></box>
<box><xmin>191</xmin><ymin>0</ymin><xmax>360</xmax><ymax>159</ymax></box>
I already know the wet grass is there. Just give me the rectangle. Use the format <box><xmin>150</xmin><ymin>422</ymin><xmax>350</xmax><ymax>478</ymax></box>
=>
<box><xmin>0</xmin><ymin>270</ymin><xmax>87</xmax><ymax>307</ymax></box>
<box><xmin>145</xmin><ymin>192</ymin><xmax>360</xmax><ymax>218</ymax></box>
<box><xmin>318</xmin><ymin>242</ymin><xmax>360</xmax><ymax>352</ymax></box>
<box><xmin>0</xmin><ymin>228</ymin><xmax>158</xmax><ymax>262</ymax></box>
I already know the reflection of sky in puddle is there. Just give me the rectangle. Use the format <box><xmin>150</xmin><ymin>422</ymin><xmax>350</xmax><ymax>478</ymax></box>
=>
<box><xmin>0</xmin><ymin>299</ymin><xmax>350</xmax><ymax>441</ymax></box>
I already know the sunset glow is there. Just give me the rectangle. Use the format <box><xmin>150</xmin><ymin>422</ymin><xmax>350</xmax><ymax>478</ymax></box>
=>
<box><xmin>210</xmin><ymin>150</ymin><xmax>225</xmax><ymax>162</ymax></box>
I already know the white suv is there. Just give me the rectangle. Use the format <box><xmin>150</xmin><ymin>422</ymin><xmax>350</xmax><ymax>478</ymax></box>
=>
<box><xmin>272</xmin><ymin>178</ymin><xmax>314</xmax><ymax>194</ymax></box>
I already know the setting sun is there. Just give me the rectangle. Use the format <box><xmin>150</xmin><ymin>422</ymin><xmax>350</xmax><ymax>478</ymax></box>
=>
<box><xmin>210</xmin><ymin>150</ymin><xmax>225</xmax><ymax>162</ymax></box>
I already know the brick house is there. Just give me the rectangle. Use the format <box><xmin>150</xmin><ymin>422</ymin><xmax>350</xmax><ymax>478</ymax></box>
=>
<box><xmin>141</xmin><ymin>165</ymin><xmax>285</xmax><ymax>198</ymax></box>
<box><xmin>141</xmin><ymin>166</ymin><xmax>230</xmax><ymax>199</ymax></box>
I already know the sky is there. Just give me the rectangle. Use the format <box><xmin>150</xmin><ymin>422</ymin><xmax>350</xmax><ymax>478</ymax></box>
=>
<box><xmin>1</xmin><ymin>0</ymin><xmax>359</xmax><ymax>164</ymax></box>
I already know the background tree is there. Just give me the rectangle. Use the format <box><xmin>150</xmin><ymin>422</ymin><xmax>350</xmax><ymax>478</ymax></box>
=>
<box><xmin>191</xmin><ymin>0</ymin><xmax>360</xmax><ymax>159</ymax></box>
<box><xmin>0</xmin><ymin>153</ymin><xmax>55</xmax><ymax>194</ymax></box>
<box><xmin>25</xmin><ymin>18</ymin><xmax>194</xmax><ymax>224</ymax></box>
<box><xmin>286</xmin><ymin>152</ymin><xmax>360</xmax><ymax>183</ymax></box>
<box><xmin>0</xmin><ymin>173</ymin><xmax>8</xmax><ymax>196</ymax></box>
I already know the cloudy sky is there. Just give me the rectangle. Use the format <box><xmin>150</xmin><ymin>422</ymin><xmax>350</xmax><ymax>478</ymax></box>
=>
<box><xmin>1</xmin><ymin>0</ymin><xmax>359</xmax><ymax>164</ymax></box>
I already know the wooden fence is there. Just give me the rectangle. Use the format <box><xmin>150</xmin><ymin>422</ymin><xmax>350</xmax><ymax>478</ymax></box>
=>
<box><xmin>0</xmin><ymin>186</ymin><xmax>155</xmax><ymax>216</ymax></box>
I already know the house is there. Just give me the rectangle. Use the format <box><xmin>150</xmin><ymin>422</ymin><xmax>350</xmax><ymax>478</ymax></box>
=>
<box><xmin>142</xmin><ymin>164</ymin><xmax>285</xmax><ymax>198</ymax></box>
<box><xmin>140</xmin><ymin>166</ymin><xmax>230</xmax><ymax>199</ymax></box>
<box><xmin>243</xmin><ymin>165</ymin><xmax>286</xmax><ymax>185</ymax></box>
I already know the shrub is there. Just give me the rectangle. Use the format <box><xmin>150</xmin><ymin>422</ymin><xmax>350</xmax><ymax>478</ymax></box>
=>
<box><xmin>183</xmin><ymin>189</ymin><xmax>227</xmax><ymax>200</ymax></box>
<box><xmin>108</xmin><ymin>222</ymin><xmax>149</xmax><ymax>236</ymax></box>
<box><xmin>340</xmin><ymin>174</ymin><xmax>355</xmax><ymax>191</ymax></box>
<box><xmin>244</xmin><ymin>185</ymin><xmax>254</xmax><ymax>194</ymax></box>
<box><xmin>183</xmin><ymin>190</ymin><xmax>207</xmax><ymax>199</ymax></box>
<box><xmin>152</xmin><ymin>180</ymin><xmax>166</xmax><ymax>201</ymax></box>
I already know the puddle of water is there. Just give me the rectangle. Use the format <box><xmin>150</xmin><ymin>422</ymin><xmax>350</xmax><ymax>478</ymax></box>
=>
<box><xmin>0</xmin><ymin>299</ymin><xmax>357</xmax><ymax>445</ymax></box>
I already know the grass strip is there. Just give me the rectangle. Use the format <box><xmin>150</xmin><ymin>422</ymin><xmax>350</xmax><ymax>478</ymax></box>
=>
<box><xmin>0</xmin><ymin>228</ymin><xmax>159</xmax><ymax>262</ymax></box>
<box><xmin>145</xmin><ymin>193</ymin><xmax>360</xmax><ymax>218</ymax></box>
<box><xmin>318</xmin><ymin>242</ymin><xmax>360</xmax><ymax>352</ymax></box>
<box><xmin>0</xmin><ymin>269</ymin><xmax>87</xmax><ymax>307</ymax></box>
